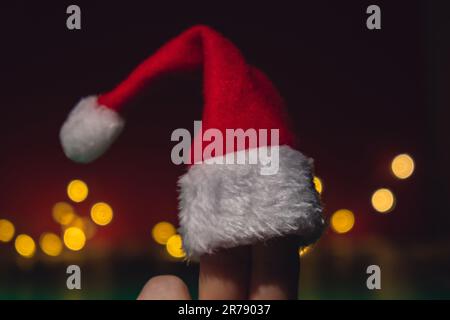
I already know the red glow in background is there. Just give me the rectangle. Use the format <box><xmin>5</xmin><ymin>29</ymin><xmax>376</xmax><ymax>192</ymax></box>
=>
<box><xmin>0</xmin><ymin>0</ymin><xmax>449</xmax><ymax>299</ymax></box>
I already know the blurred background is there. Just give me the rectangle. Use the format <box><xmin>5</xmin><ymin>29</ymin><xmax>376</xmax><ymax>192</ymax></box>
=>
<box><xmin>0</xmin><ymin>0</ymin><xmax>449</xmax><ymax>299</ymax></box>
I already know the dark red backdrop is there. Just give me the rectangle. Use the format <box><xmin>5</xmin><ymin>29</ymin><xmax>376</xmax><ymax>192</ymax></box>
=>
<box><xmin>0</xmin><ymin>1</ymin><xmax>447</xmax><ymax>249</ymax></box>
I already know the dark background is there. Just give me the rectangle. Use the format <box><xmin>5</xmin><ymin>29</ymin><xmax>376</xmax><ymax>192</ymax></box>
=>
<box><xmin>0</xmin><ymin>0</ymin><xmax>449</xmax><ymax>299</ymax></box>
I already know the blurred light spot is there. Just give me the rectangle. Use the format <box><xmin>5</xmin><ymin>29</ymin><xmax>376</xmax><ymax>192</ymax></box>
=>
<box><xmin>81</xmin><ymin>217</ymin><xmax>96</xmax><ymax>240</ymax></box>
<box><xmin>15</xmin><ymin>234</ymin><xmax>36</xmax><ymax>258</ymax></box>
<box><xmin>0</xmin><ymin>219</ymin><xmax>15</xmax><ymax>242</ymax></box>
<box><xmin>63</xmin><ymin>227</ymin><xmax>86</xmax><ymax>251</ymax></box>
<box><xmin>331</xmin><ymin>209</ymin><xmax>355</xmax><ymax>234</ymax></box>
<box><xmin>67</xmin><ymin>180</ymin><xmax>88</xmax><ymax>203</ymax></box>
<box><xmin>52</xmin><ymin>202</ymin><xmax>76</xmax><ymax>226</ymax></box>
<box><xmin>152</xmin><ymin>221</ymin><xmax>176</xmax><ymax>245</ymax></box>
<box><xmin>371</xmin><ymin>188</ymin><xmax>395</xmax><ymax>213</ymax></box>
<box><xmin>313</xmin><ymin>176</ymin><xmax>323</xmax><ymax>194</ymax></box>
<box><xmin>391</xmin><ymin>154</ymin><xmax>415</xmax><ymax>179</ymax></box>
<box><xmin>40</xmin><ymin>233</ymin><xmax>63</xmax><ymax>257</ymax></box>
<box><xmin>65</xmin><ymin>216</ymin><xmax>96</xmax><ymax>240</ymax></box>
<box><xmin>68</xmin><ymin>216</ymin><xmax>85</xmax><ymax>230</ymax></box>
<box><xmin>166</xmin><ymin>234</ymin><xmax>186</xmax><ymax>258</ymax></box>
<box><xmin>90</xmin><ymin>202</ymin><xmax>113</xmax><ymax>226</ymax></box>
<box><xmin>299</xmin><ymin>246</ymin><xmax>311</xmax><ymax>257</ymax></box>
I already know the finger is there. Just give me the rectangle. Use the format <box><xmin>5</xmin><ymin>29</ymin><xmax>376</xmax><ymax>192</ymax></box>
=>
<box><xmin>249</xmin><ymin>236</ymin><xmax>300</xmax><ymax>300</ymax></box>
<box><xmin>199</xmin><ymin>246</ymin><xmax>251</xmax><ymax>300</ymax></box>
<box><xmin>137</xmin><ymin>275</ymin><xmax>192</xmax><ymax>300</ymax></box>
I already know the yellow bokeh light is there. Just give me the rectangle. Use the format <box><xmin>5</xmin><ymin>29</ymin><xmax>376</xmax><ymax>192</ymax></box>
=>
<box><xmin>90</xmin><ymin>202</ymin><xmax>113</xmax><ymax>226</ymax></box>
<box><xmin>63</xmin><ymin>227</ymin><xmax>86</xmax><ymax>251</ymax></box>
<box><xmin>81</xmin><ymin>217</ymin><xmax>97</xmax><ymax>240</ymax></box>
<box><xmin>52</xmin><ymin>202</ymin><xmax>76</xmax><ymax>226</ymax></box>
<box><xmin>371</xmin><ymin>188</ymin><xmax>395</xmax><ymax>213</ymax></box>
<box><xmin>331</xmin><ymin>209</ymin><xmax>355</xmax><ymax>234</ymax></box>
<box><xmin>67</xmin><ymin>179</ymin><xmax>89</xmax><ymax>203</ymax></box>
<box><xmin>0</xmin><ymin>219</ymin><xmax>15</xmax><ymax>242</ymax></box>
<box><xmin>69</xmin><ymin>216</ymin><xmax>84</xmax><ymax>229</ymax></box>
<box><xmin>166</xmin><ymin>234</ymin><xmax>186</xmax><ymax>258</ymax></box>
<box><xmin>391</xmin><ymin>154</ymin><xmax>415</xmax><ymax>179</ymax></box>
<box><xmin>299</xmin><ymin>246</ymin><xmax>311</xmax><ymax>257</ymax></box>
<box><xmin>65</xmin><ymin>217</ymin><xmax>95</xmax><ymax>239</ymax></box>
<box><xmin>40</xmin><ymin>233</ymin><xmax>63</xmax><ymax>257</ymax></box>
<box><xmin>313</xmin><ymin>176</ymin><xmax>323</xmax><ymax>194</ymax></box>
<box><xmin>152</xmin><ymin>221</ymin><xmax>176</xmax><ymax>245</ymax></box>
<box><xmin>15</xmin><ymin>234</ymin><xmax>36</xmax><ymax>258</ymax></box>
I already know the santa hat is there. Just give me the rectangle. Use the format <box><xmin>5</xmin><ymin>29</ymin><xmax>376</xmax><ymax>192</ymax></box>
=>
<box><xmin>60</xmin><ymin>25</ymin><xmax>324</xmax><ymax>258</ymax></box>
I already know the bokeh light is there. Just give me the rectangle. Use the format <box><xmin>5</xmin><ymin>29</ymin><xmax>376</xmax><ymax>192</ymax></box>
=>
<box><xmin>0</xmin><ymin>219</ymin><xmax>15</xmax><ymax>242</ymax></box>
<box><xmin>299</xmin><ymin>246</ymin><xmax>311</xmax><ymax>257</ymax></box>
<box><xmin>40</xmin><ymin>233</ymin><xmax>63</xmax><ymax>257</ymax></box>
<box><xmin>63</xmin><ymin>227</ymin><xmax>86</xmax><ymax>251</ymax></box>
<box><xmin>313</xmin><ymin>176</ymin><xmax>323</xmax><ymax>194</ymax></box>
<box><xmin>68</xmin><ymin>216</ymin><xmax>85</xmax><ymax>230</ymax></box>
<box><xmin>90</xmin><ymin>202</ymin><xmax>113</xmax><ymax>226</ymax></box>
<box><xmin>81</xmin><ymin>217</ymin><xmax>97</xmax><ymax>240</ymax></box>
<box><xmin>15</xmin><ymin>234</ymin><xmax>36</xmax><ymax>258</ymax></box>
<box><xmin>331</xmin><ymin>209</ymin><xmax>355</xmax><ymax>234</ymax></box>
<box><xmin>66</xmin><ymin>217</ymin><xmax>96</xmax><ymax>239</ymax></box>
<box><xmin>391</xmin><ymin>154</ymin><xmax>415</xmax><ymax>179</ymax></box>
<box><xmin>371</xmin><ymin>188</ymin><xmax>396</xmax><ymax>213</ymax></box>
<box><xmin>152</xmin><ymin>221</ymin><xmax>176</xmax><ymax>245</ymax></box>
<box><xmin>67</xmin><ymin>179</ymin><xmax>89</xmax><ymax>203</ymax></box>
<box><xmin>52</xmin><ymin>202</ymin><xmax>76</xmax><ymax>226</ymax></box>
<box><xmin>166</xmin><ymin>234</ymin><xmax>186</xmax><ymax>258</ymax></box>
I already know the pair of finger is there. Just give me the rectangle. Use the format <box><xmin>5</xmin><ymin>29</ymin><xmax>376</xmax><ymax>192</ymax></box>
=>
<box><xmin>138</xmin><ymin>236</ymin><xmax>299</xmax><ymax>300</ymax></box>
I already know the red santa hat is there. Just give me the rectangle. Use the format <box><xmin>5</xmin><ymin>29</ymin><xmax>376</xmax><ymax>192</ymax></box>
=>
<box><xmin>60</xmin><ymin>25</ymin><xmax>324</xmax><ymax>258</ymax></box>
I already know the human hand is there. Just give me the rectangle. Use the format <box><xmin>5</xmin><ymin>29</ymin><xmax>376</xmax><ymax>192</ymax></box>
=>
<box><xmin>137</xmin><ymin>236</ymin><xmax>299</xmax><ymax>300</ymax></box>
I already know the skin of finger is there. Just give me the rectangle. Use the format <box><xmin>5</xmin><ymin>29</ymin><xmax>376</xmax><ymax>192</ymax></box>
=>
<box><xmin>199</xmin><ymin>246</ymin><xmax>251</xmax><ymax>300</ymax></box>
<box><xmin>249</xmin><ymin>237</ymin><xmax>300</xmax><ymax>300</ymax></box>
<box><xmin>137</xmin><ymin>275</ymin><xmax>191</xmax><ymax>300</ymax></box>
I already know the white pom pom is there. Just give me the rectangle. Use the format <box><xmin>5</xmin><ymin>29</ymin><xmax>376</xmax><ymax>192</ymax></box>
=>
<box><xmin>60</xmin><ymin>96</ymin><xmax>125</xmax><ymax>163</ymax></box>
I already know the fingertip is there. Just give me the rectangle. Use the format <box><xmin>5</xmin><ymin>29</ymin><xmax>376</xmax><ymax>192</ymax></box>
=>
<box><xmin>137</xmin><ymin>275</ymin><xmax>191</xmax><ymax>300</ymax></box>
<box><xmin>199</xmin><ymin>246</ymin><xmax>251</xmax><ymax>300</ymax></box>
<box><xmin>249</xmin><ymin>237</ymin><xmax>300</xmax><ymax>300</ymax></box>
